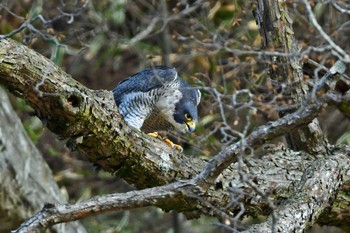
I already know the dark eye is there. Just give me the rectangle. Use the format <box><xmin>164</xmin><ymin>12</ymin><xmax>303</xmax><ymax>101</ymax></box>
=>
<box><xmin>184</xmin><ymin>113</ymin><xmax>192</xmax><ymax>121</ymax></box>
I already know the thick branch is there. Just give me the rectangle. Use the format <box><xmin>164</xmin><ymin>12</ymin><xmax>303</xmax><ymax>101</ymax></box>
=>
<box><xmin>0</xmin><ymin>38</ymin><xmax>202</xmax><ymax>184</ymax></box>
<box><xmin>243</xmin><ymin>147</ymin><xmax>350</xmax><ymax>233</ymax></box>
<box><xmin>0</xmin><ymin>38</ymin><xmax>208</xmax><ymax>217</ymax></box>
<box><xmin>1</xmin><ymin>38</ymin><xmax>349</xmax><ymax>232</ymax></box>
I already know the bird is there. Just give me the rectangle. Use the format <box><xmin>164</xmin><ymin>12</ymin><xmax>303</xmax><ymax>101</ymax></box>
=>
<box><xmin>113</xmin><ymin>66</ymin><xmax>201</xmax><ymax>149</ymax></box>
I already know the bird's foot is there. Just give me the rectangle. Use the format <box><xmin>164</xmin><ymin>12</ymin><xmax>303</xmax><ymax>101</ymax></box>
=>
<box><xmin>147</xmin><ymin>132</ymin><xmax>183</xmax><ymax>151</ymax></box>
<box><xmin>147</xmin><ymin>132</ymin><xmax>161</xmax><ymax>139</ymax></box>
<box><xmin>163</xmin><ymin>138</ymin><xmax>183</xmax><ymax>152</ymax></box>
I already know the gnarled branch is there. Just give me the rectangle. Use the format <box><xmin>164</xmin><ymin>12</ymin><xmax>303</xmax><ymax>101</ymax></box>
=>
<box><xmin>0</xmin><ymin>38</ymin><xmax>349</xmax><ymax>232</ymax></box>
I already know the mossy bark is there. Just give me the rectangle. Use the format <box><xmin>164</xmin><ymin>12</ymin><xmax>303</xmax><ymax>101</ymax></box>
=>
<box><xmin>1</xmin><ymin>38</ymin><xmax>350</xmax><ymax>232</ymax></box>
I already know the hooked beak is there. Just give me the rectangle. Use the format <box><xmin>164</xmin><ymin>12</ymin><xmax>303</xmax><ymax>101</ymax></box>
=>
<box><xmin>185</xmin><ymin>120</ymin><xmax>196</xmax><ymax>133</ymax></box>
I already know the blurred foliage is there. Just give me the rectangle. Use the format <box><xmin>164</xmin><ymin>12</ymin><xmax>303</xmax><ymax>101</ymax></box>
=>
<box><xmin>1</xmin><ymin>0</ymin><xmax>350</xmax><ymax>232</ymax></box>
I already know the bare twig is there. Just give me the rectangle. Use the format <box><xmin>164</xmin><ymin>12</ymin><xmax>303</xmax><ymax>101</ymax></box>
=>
<box><xmin>301</xmin><ymin>0</ymin><xmax>350</xmax><ymax>62</ymax></box>
<box><xmin>122</xmin><ymin>0</ymin><xmax>204</xmax><ymax>48</ymax></box>
<box><xmin>330</xmin><ymin>0</ymin><xmax>350</xmax><ymax>15</ymax></box>
<box><xmin>0</xmin><ymin>1</ymin><xmax>88</xmax><ymax>43</ymax></box>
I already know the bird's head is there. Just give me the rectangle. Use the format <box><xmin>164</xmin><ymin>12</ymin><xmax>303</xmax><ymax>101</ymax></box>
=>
<box><xmin>172</xmin><ymin>89</ymin><xmax>200</xmax><ymax>133</ymax></box>
<box><xmin>173</xmin><ymin>101</ymin><xmax>198</xmax><ymax>133</ymax></box>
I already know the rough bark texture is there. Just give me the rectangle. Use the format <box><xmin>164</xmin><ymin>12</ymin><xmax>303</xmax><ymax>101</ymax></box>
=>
<box><xmin>0</xmin><ymin>87</ymin><xmax>86</xmax><ymax>233</ymax></box>
<box><xmin>256</xmin><ymin>0</ymin><xmax>327</xmax><ymax>154</ymax></box>
<box><xmin>243</xmin><ymin>148</ymin><xmax>350</xmax><ymax>232</ymax></box>
<box><xmin>0</xmin><ymin>38</ymin><xmax>350</xmax><ymax>232</ymax></box>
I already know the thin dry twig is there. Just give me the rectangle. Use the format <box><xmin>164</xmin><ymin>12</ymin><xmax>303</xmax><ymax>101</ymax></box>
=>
<box><xmin>301</xmin><ymin>0</ymin><xmax>350</xmax><ymax>62</ymax></box>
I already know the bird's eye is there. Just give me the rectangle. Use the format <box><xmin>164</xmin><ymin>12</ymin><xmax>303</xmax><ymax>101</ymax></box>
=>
<box><xmin>184</xmin><ymin>113</ymin><xmax>192</xmax><ymax>121</ymax></box>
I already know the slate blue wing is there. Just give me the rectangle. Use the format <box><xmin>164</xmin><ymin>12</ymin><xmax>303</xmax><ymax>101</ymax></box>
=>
<box><xmin>113</xmin><ymin>66</ymin><xmax>178</xmax><ymax>106</ymax></box>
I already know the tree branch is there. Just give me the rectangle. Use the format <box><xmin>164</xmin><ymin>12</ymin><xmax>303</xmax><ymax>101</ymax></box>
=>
<box><xmin>243</xmin><ymin>147</ymin><xmax>350</xmax><ymax>232</ymax></box>
<box><xmin>14</xmin><ymin>181</ymin><xmax>197</xmax><ymax>233</ymax></box>
<box><xmin>0</xmin><ymin>38</ymin><xmax>349</xmax><ymax>232</ymax></box>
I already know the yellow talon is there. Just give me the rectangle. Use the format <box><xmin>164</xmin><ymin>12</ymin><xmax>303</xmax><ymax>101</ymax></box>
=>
<box><xmin>163</xmin><ymin>138</ymin><xmax>183</xmax><ymax>151</ymax></box>
<box><xmin>147</xmin><ymin>132</ymin><xmax>160</xmax><ymax>138</ymax></box>
<box><xmin>174</xmin><ymin>144</ymin><xmax>183</xmax><ymax>152</ymax></box>
<box><xmin>148</xmin><ymin>132</ymin><xmax>183</xmax><ymax>151</ymax></box>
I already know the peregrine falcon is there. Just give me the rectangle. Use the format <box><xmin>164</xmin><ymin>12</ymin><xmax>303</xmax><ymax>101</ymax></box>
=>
<box><xmin>113</xmin><ymin>66</ymin><xmax>201</xmax><ymax>147</ymax></box>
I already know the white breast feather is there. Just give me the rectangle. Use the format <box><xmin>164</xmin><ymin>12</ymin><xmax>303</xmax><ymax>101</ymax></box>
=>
<box><xmin>119</xmin><ymin>92</ymin><xmax>153</xmax><ymax>130</ymax></box>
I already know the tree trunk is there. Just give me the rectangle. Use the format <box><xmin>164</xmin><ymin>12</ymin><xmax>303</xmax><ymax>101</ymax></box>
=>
<box><xmin>254</xmin><ymin>0</ymin><xmax>327</xmax><ymax>154</ymax></box>
<box><xmin>0</xmin><ymin>87</ymin><xmax>86</xmax><ymax>232</ymax></box>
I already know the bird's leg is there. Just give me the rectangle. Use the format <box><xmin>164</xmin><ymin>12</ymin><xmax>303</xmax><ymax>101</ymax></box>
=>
<box><xmin>147</xmin><ymin>132</ymin><xmax>183</xmax><ymax>151</ymax></box>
